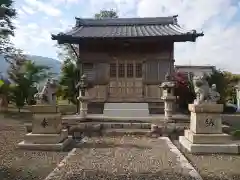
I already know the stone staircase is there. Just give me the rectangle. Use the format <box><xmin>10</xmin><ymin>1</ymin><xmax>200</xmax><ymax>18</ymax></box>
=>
<box><xmin>103</xmin><ymin>103</ymin><xmax>149</xmax><ymax>117</ymax></box>
<box><xmin>25</xmin><ymin>115</ymin><xmax>232</xmax><ymax>139</ymax></box>
<box><xmin>66</xmin><ymin>119</ymin><xmax>152</xmax><ymax>137</ymax></box>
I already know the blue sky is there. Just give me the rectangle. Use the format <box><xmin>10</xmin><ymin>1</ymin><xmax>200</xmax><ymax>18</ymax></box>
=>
<box><xmin>12</xmin><ymin>0</ymin><xmax>240</xmax><ymax>73</ymax></box>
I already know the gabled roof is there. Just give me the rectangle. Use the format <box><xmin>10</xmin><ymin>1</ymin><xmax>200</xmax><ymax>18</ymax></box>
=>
<box><xmin>52</xmin><ymin>15</ymin><xmax>204</xmax><ymax>43</ymax></box>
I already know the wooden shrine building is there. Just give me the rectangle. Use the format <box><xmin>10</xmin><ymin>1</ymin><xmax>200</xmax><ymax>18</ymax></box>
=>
<box><xmin>52</xmin><ymin>15</ymin><xmax>203</xmax><ymax>112</ymax></box>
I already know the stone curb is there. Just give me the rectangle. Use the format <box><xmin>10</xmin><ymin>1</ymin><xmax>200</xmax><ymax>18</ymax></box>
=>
<box><xmin>44</xmin><ymin>148</ymin><xmax>76</xmax><ymax>180</ymax></box>
<box><xmin>160</xmin><ymin>137</ymin><xmax>203</xmax><ymax>180</ymax></box>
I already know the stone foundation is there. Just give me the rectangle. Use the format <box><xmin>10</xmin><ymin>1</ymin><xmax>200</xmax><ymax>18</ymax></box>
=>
<box><xmin>179</xmin><ymin>103</ymin><xmax>239</xmax><ymax>154</ymax></box>
<box><xmin>179</xmin><ymin>136</ymin><xmax>238</xmax><ymax>154</ymax></box>
<box><xmin>18</xmin><ymin>138</ymin><xmax>72</xmax><ymax>151</ymax></box>
<box><xmin>18</xmin><ymin>105</ymin><xmax>72</xmax><ymax>151</ymax></box>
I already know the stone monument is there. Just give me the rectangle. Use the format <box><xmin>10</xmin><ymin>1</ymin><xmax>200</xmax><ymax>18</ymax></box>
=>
<box><xmin>179</xmin><ymin>75</ymin><xmax>238</xmax><ymax>154</ymax></box>
<box><xmin>18</xmin><ymin>79</ymin><xmax>71</xmax><ymax>151</ymax></box>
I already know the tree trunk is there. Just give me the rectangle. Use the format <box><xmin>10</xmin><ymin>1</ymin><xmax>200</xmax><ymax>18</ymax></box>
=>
<box><xmin>0</xmin><ymin>94</ymin><xmax>8</xmax><ymax>112</ymax></box>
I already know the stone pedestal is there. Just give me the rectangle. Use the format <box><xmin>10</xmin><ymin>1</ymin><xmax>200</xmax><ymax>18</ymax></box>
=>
<box><xmin>77</xmin><ymin>96</ymin><xmax>90</xmax><ymax>119</ymax></box>
<box><xmin>160</xmin><ymin>79</ymin><xmax>175</xmax><ymax>122</ymax></box>
<box><xmin>179</xmin><ymin>103</ymin><xmax>238</xmax><ymax>154</ymax></box>
<box><xmin>162</xmin><ymin>96</ymin><xmax>175</xmax><ymax>121</ymax></box>
<box><xmin>18</xmin><ymin>105</ymin><xmax>71</xmax><ymax>151</ymax></box>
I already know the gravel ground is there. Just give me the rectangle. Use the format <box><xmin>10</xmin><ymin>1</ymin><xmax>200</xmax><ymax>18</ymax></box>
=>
<box><xmin>48</xmin><ymin>136</ymin><xmax>197</xmax><ymax>180</ymax></box>
<box><xmin>174</xmin><ymin>140</ymin><xmax>240</xmax><ymax>180</ymax></box>
<box><xmin>0</xmin><ymin>115</ymin><xmax>68</xmax><ymax>180</ymax></box>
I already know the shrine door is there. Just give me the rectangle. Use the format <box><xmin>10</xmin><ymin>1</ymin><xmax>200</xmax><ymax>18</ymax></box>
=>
<box><xmin>108</xmin><ymin>60</ymin><xmax>143</xmax><ymax>101</ymax></box>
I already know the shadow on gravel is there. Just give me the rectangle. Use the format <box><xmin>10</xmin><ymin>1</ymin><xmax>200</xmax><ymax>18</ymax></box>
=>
<box><xmin>2</xmin><ymin>111</ymin><xmax>32</xmax><ymax>122</ymax></box>
<box><xmin>0</xmin><ymin>166</ymin><xmax>39</xmax><ymax>180</ymax></box>
<box><xmin>64</xmin><ymin>170</ymin><xmax>240</xmax><ymax>180</ymax></box>
<box><xmin>74</xmin><ymin>142</ymin><xmax>152</xmax><ymax>150</ymax></box>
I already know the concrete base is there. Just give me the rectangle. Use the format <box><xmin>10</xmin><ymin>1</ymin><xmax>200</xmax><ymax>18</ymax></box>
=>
<box><xmin>18</xmin><ymin>136</ymin><xmax>72</xmax><ymax>151</ymax></box>
<box><xmin>184</xmin><ymin>129</ymin><xmax>231</xmax><ymax>144</ymax></box>
<box><xmin>103</xmin><ymin>103</ymin><xmax>149</xmax><ymax>117</ymax></box>
<box><xmin>24</xmin><ymin>129</ymin><xmax>68</xmax><ymax>144</ymax></box>
<box><xmin>179</xmin><ymin>136</ymin><xmax>239</xmax><ymax>154</ymax></box>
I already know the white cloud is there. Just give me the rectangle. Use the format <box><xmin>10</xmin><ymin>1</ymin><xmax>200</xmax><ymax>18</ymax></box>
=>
<box><xmin>21</xmin><ymin>5</ymin><xmax>35</xmax><ymax>15</ymax></box>
<box><xmin>24</xmin><ymin>0</ymin><xmax>62</xmax><ymax>17</ymax></box>
<box><xmin>12</xmin><ymin>0</ymin><xmax>240</xmax><ymax>73</ymax></box>
<box><xmin>12</xmin><ymin>11</ymin><xmax>73</xmax><ymax>59</ymax></box>
<box><xmin>137</xmin><ymin>0</ymin><xmax>240</xmax><ymax>73</ymax></box>
<box><xmin>51</xmin><ymin>0</ymin><xmax>80</xmax><ymax>5</ymax></box>
<box><xmin>26</xmin><ymin>23</ymin><xmax>39</xmax><ymax>29</ymax></box>
<box><xmin>17</xmin><ymin>9</ymin><xmax>26</xmax><ymax>16</ymax></box>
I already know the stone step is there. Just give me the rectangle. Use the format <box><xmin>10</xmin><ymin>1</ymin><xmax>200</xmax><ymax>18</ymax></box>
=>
<box><xmin>101</xmin><ymin>122</ymin><xmax>151</xmax><ymax>129</ymax></box>
<box><xmin>103</xmin><ymin>103</ymin><xmax>149</xmax><ymax>117</ymax></box>
<box><xmin>62</xmin><ymin>114</ymin><xmax>190</xmax><ymax>124</ymax></box>
<box><xmin>103</xmin><ymin>129</ymin><xmax>150</xmax><ymax>136</ymax></box>
<box><xmin>25</xmin><ymin>122</ymin><xmax>232</xmax><ymax>134</ymax></box>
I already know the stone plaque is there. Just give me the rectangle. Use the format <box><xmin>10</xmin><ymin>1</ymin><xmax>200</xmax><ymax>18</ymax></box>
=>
<box><xmin>32</xmin><ymin>113</ymin><xmax>62</xmax><ymax>134</ymax></box>
<box><xmin>190</xmin><ymin>112</ymin><xmax>222</xmax><ymax>134</ymax></box>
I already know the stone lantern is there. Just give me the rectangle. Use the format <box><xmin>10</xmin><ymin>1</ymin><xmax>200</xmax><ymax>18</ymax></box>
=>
<box><xmin>76</xmin><ymin>74</ymin><xmax>90</xmax><ymax>118</ymax></box>
<box><xmin>160</xmin><ymin>73</ymin><xmax>176</xmax><ymax>121</ymax></box>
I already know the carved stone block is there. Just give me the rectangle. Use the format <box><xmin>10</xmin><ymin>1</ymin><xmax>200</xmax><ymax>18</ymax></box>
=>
<box><xmin>190</xmin><ymin>112</ymin><xmax>222</xmax><ymax>134</ymax></box>
<box><xmin>32</xmin><ymin>113</ymin><xmax>62</xmax><ymax>134</ymax></box>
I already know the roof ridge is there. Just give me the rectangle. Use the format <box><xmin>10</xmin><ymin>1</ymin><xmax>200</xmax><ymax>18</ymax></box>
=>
<box><xmin>75</xmin><ymin>16</ymin><xmax>178</xmax><ymax>27</ymax></box>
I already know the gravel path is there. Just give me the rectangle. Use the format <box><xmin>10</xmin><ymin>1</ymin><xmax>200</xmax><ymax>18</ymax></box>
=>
<box><xmin>0</xmin><ymin>115</ymin><xmax>68</xmax><ymax>180</ymax></box>
<box><xmin>174</xmin><ymin>140</ymin><xmax>240</xmax><ymax>180</ymax></box>
<box><xmin>48</xmin><ymin>136</ymin><xmax>197</xmax><ymax>180</ymax></box>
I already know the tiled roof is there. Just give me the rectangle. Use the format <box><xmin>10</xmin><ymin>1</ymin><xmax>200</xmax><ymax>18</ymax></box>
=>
<box><xmin>52</xmin><ymin>16</ymin><xmax>204</xmax><ymax>42</ymax></box>
<box><xmin>75</xmin><ymin>16</ymin><xmax>178</xmax><ymax>26</ymax></box>
<box><xmin>175</xmin><ymin>65</ymin><xmax>215</xmax><ymax>69</ymax></box>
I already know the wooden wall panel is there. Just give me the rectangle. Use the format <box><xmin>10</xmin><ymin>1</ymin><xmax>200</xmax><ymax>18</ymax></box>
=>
<box><xmin>144</xmin><ymin>60</ymin><xmax>171</xmax><ymax>84</ymax></box>
<box><xmin>83</xmin><ymin>63</ymin><xmax>96</xmax><ymax>83</ymax></box>
<box><xmin>86</xmin><ymin>85</ymin><xmax>107</xmax><ymax>100</ymax></box>
<box><xmin>95</xmin><ymin>63</ymin><xmax>109</xmax><ymax>85</ymax></box>
<box><xmin>80</xmin><ymin>52</ymin><xmax>112</xmax><ymax>62</ymax></box>
<box><xmin>144</xmin><ymin>85</ymin><xmax>163</xmax><ymax>101</ymax></box>
<box><xmin>82</xmin><ymin>63</ymin><xmax>110</xmax><ymax>85</ymax></box>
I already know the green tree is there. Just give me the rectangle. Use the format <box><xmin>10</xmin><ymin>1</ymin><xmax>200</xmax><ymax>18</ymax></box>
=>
<box><xmin>207</xmin><ymin>69</ymin><xmax>240</xmax><ymax>104</ymax></box>
<box><xmin>94</xmin><ymin>9</ymin><xmax>118</xmax><ymax>19</ymax></box>
<box><xmin>58</xmin><ymin>45</ymin><xmax>78</xmax><ymax>104</ymax></box>
<box><xmin>8</xmin><ymin>52</ymin><xmax>51</xmax><ymax>110</ymax></box>
<box><xmin>0</xmin><ymin>78</ymin><xmax>10</xmax><ymax>112</ymax></box>
<box><xmin>0</xmin><ymin>0</ymin><xmax>17</xmax><ymax>57</ymax></box>
<box><xmin>23</xmin><ymin>61</ymin><xmax>51</xmax><ymax>104</ymax></box>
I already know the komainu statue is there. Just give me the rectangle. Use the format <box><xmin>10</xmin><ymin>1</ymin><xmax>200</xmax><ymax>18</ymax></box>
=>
<box><xmin>34</xmin><ymin>78</ymin><xmax>59</xmax><ymax>105</ymax></box>
<box><xmin>193</xmin><ymin>74</ymin><xmax>220</xmax><ymax>104</ymax></box>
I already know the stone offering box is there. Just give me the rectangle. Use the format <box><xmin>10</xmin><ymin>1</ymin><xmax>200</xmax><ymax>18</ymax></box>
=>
<box><xmin>179</xmin><ymin>103</ymin><xmax>239</xmax><ymax>154</ymax></box>
<box><xmin>18</xmin><ymin>105</ymin><xmax>72</xmax><ymax>151</ymax></box>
